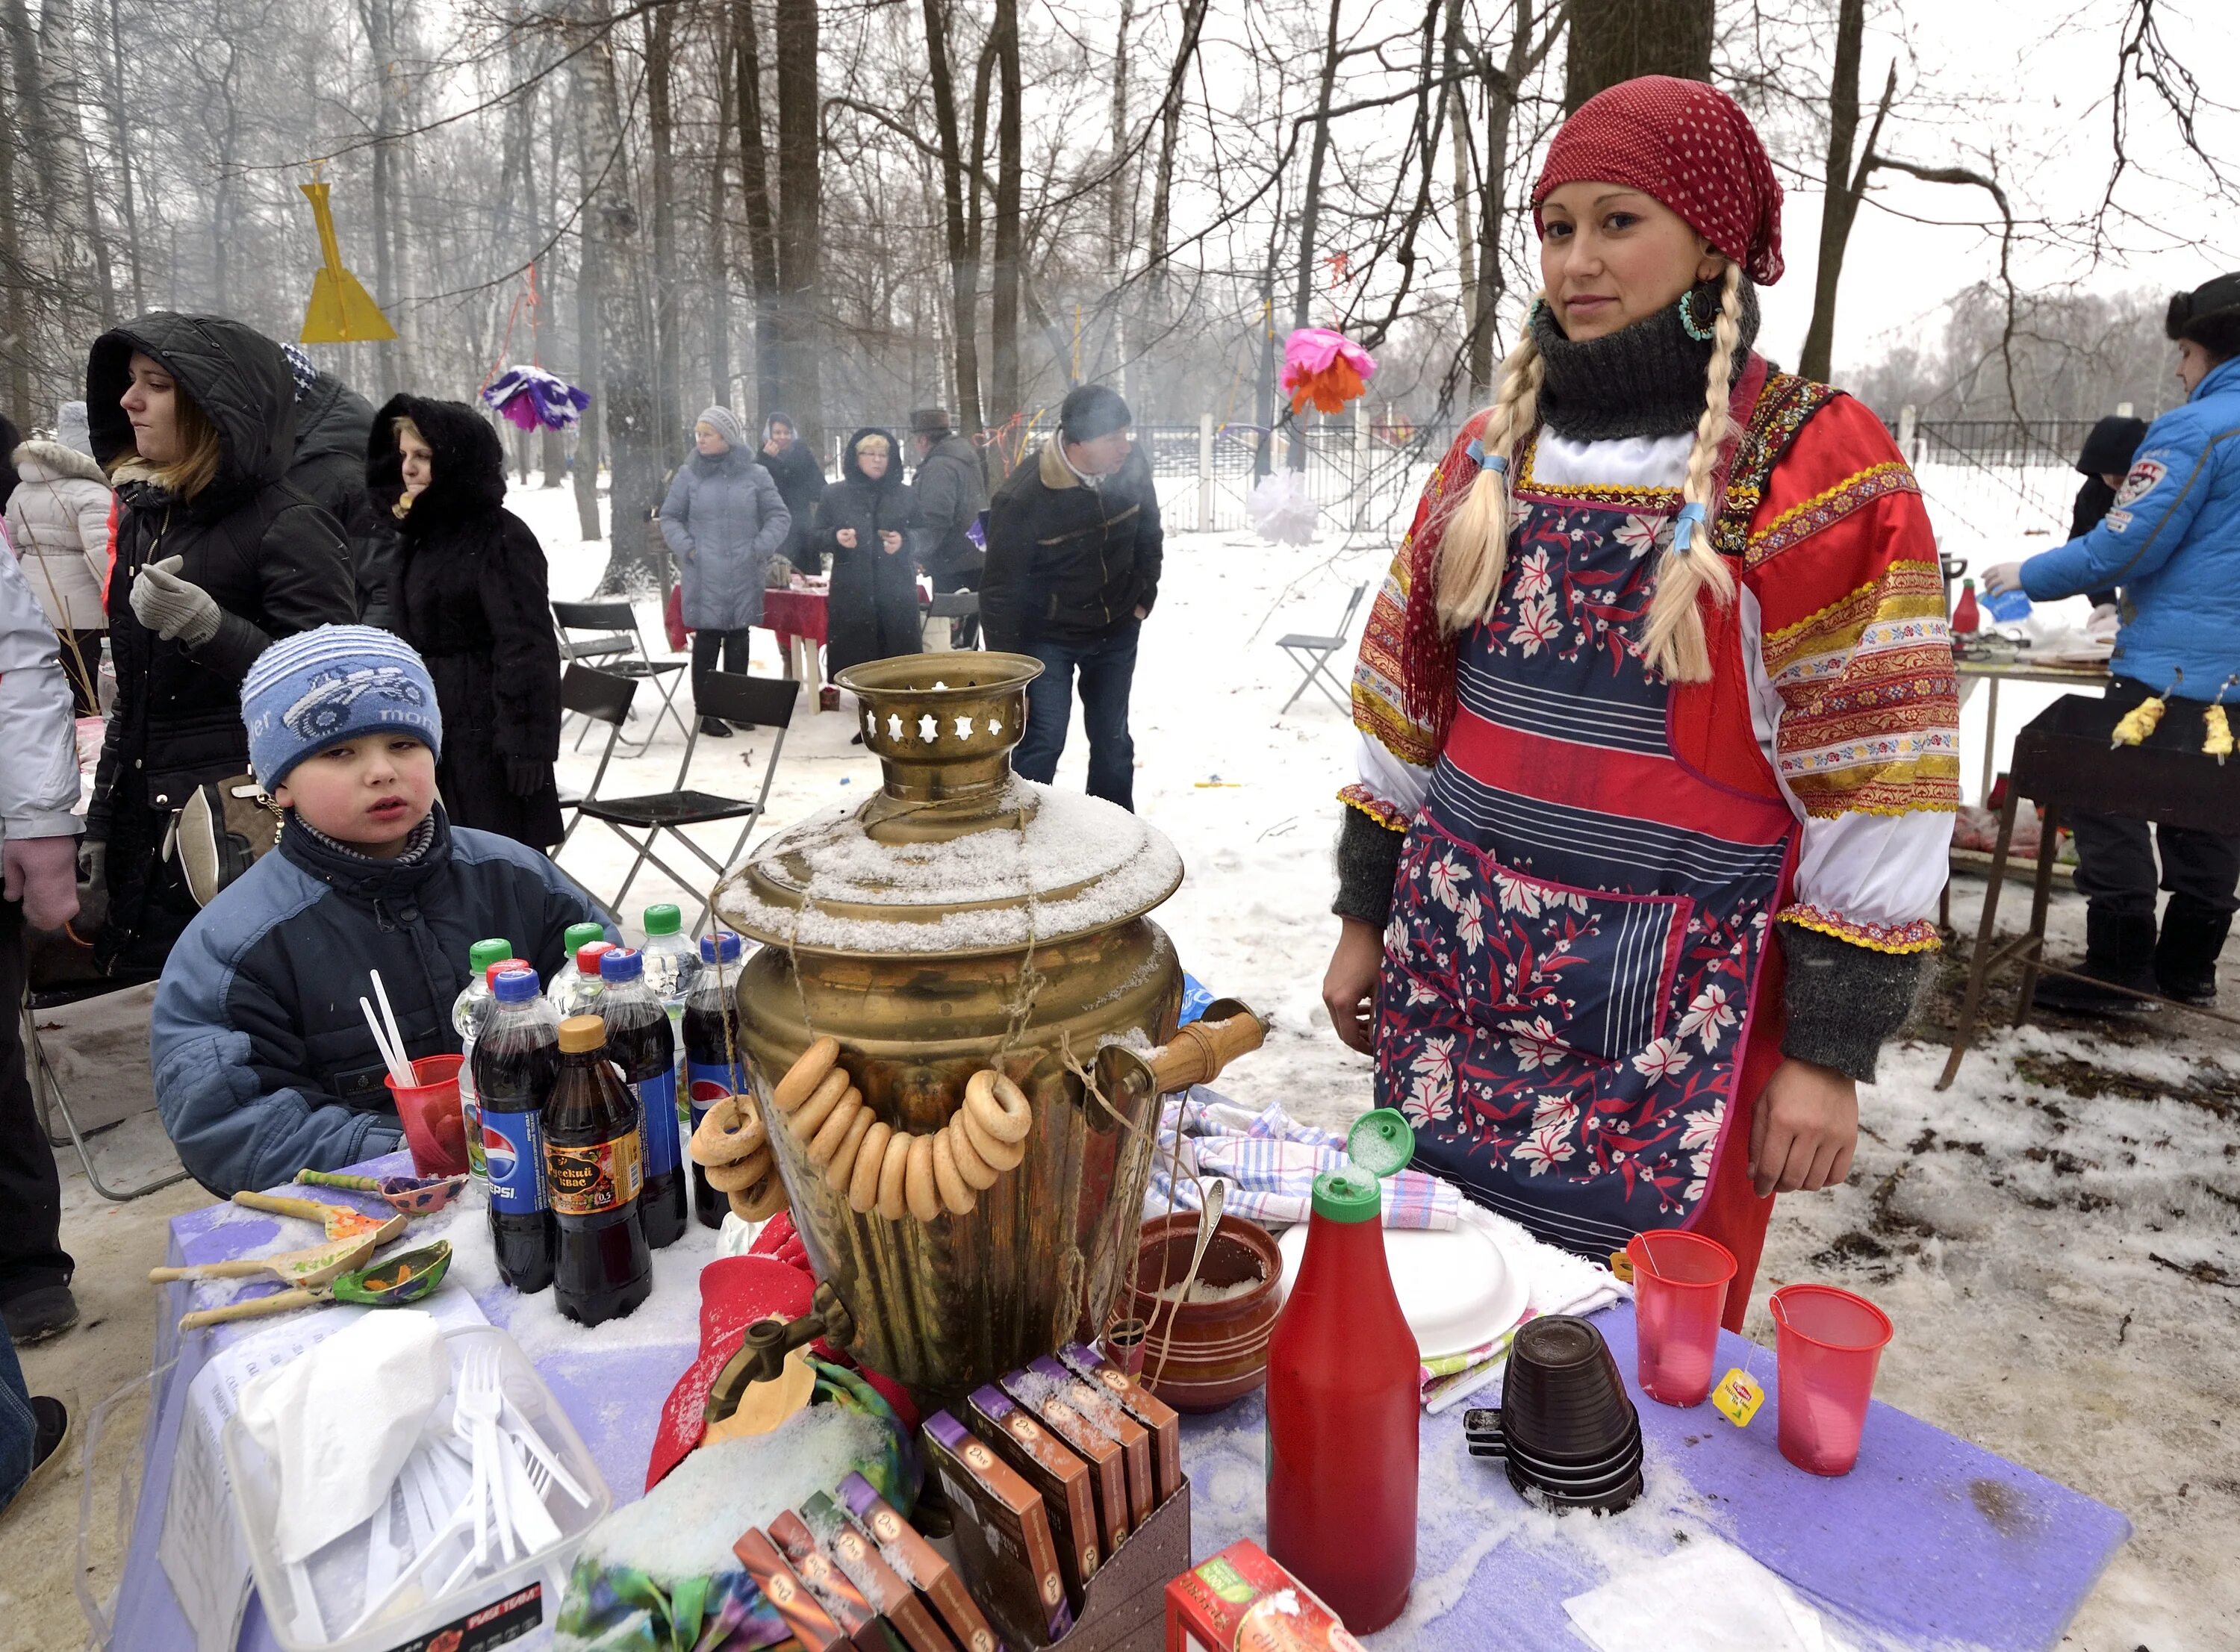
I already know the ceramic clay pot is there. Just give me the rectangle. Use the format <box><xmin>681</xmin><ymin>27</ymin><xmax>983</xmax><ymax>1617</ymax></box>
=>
<box><xmin>1126</xmin><ymin>1212</ymin><xmax>1287</xmax><ymax>1412</ymax></box>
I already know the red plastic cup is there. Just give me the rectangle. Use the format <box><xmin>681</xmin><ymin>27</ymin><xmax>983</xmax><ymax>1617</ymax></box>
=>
<box><xmin>384</xmin><ymin>1053</ymin><xmax>470</xmax><ymax>1177</ymax></box>
<box><xmin>1769</xmin><ymin>1283</ymin><xmax>1893</xmax><ymax>1476</ymax></box>
<box><xmin>1626</xmin><ymin>1229</ymin><xmax>1735</xmax><ymax>1406</ymax></box>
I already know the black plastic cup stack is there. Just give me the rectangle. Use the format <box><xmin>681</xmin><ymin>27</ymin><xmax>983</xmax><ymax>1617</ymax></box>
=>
<box><xmin>1464</xmin><ymin>1315</ymin><xmax>1643</xmax><ymax>1515</ymax></box>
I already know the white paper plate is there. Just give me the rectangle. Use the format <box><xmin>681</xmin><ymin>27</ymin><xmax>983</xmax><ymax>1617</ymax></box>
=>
<box><xmin>1275</xmin><ymin>1205</ymin><xmax>1528</xmax><ymax>1362</ymax></box>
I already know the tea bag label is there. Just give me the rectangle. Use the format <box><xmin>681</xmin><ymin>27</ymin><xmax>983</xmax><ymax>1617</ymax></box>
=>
<box><xmin>1711</xmin><ymin>1368</ymin><xmax>1764</xmax><ymax>1428</ymax></box>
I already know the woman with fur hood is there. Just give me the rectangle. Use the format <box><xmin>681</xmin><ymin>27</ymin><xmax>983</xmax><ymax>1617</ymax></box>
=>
<box><xmin>4</xmin><ymin>402</ymin><xmax>114</xmax><ymax>714</ymax></box>
<box><xmin>370</xmin><ymin>395</ymin><xmax>564</xmax><ymax>850</ymax></box>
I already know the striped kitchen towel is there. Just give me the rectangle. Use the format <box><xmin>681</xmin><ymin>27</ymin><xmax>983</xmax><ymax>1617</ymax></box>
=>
<box><xmin>1142</xmin><ymin>1088</ymin><xmax>1462</xmax><ymax>1231</ymax></box>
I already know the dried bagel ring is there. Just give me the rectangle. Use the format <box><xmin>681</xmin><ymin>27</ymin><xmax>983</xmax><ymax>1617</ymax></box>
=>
<box><xmin>931</xmin><ymin>1129</ymin><xmax>978</xmax><ymax>1215</ymax></box>
<box><xmin>773</xmin><ymin>1036</ymin><xmax>841</xmax><ymax>1112</ymax></box>
<box><xmin>961</xmin><ymin>1102</ymin><xmax>1028</xmax><ymax>1173</ymax></box>
<box><xmin>788</xmin><ymin>1067</ymin><xmax>851</xmax><ymax>1141</ymax></box>
<box><xmin>877</xmin><ymin>1130</ymin><xmax>914</xmax><ymax>1221</ymax></box>
<box><xmin>728</xmin><ymin>1171</ymin><xmax>790</xmax><ymax>1222</ymax></box>
<box><xmin>963</xmin><ymin>1070</ymin><xmax>1033</xmax><ymax>1145</ymax></box>
<box><xmin>688</xmin><ymin>1095</ymin><xmax>766</xmax><ymax>1166</ymax></box>
<box><xmin>703</xmin><ymin>1147</ymin><xmax>773</xmax><ymax>1192</ymax></box>
<box><xmin>848</xmin><ymin>1120</ymin><xmax>893</xmax><ymax>1212</ymax></box>
<box><xmin>905</xmin><ymin>1132</ymin><xmax>943</xmax><ymax>1222</ymax></box>
<box><xmin>825</xmin><ymin>1106</ymin><xmax>877</xmax><ymax>1192</ymax></box>
<box><xmin>807</xmin><ymin>1091</ymin><xmax>864</xmax><ymax>1168</ymax></box>
<box><xmin>946</xmin><ymin>1117</ymin><xmax>1002</xmax><ymax>1190</ymax></box>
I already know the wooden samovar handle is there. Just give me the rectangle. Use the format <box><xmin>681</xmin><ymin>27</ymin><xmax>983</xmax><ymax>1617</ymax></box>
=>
<box><xmin>1147</xmin><ymin>1000</ymin><xmax>1266</xmax><ymax>1093</ymax></box>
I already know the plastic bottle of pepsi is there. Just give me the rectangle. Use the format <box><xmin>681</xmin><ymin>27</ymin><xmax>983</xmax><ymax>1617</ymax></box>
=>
<box><xmin>598</xmin><ymin>949</ymin><xmax>686</xmax><ymax>1249</ymax></box>
<box><xmin>682</xmin><ymin>932</ymin><xmax>747</xmax><ymax>1229</ymax></box>
<box><xmin>544</xmin><ymin>1013</ymin><xmax>653</xmax><ymax>1325</ymax></box>
<box><xmin>472</xmin><ymin>967</ymin><xmax>559</xmax><ymax>1294</ymax></box>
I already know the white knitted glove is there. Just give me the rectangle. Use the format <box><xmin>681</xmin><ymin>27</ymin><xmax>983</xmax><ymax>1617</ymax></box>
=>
<box><xmin>129</xmin><ymin>555</ymin><xmax>223</xmax><ymax>646</ymax></box>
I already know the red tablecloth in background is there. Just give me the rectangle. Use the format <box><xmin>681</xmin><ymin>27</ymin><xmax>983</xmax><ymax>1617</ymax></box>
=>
<box><xmin>760</xmin><ymin>587</ymin><xmax>828</xmax><ymax>651</ymax></box>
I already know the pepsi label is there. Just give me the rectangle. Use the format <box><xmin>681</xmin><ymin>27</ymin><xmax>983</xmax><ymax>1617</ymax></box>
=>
<box><xmin>635</xmin><ymin>1067</ymin><xmax>682</xmax><ymax>1176</ymax></box>
<box><xmin>687</xmin><ymin>1059</ymin><xmax>746</xmax><ymax>1126</ymax></box>
<box><xmin>482</xmin><ymin>1109</ymin><xmax>546</xmax><ymax>1213</ymax></box>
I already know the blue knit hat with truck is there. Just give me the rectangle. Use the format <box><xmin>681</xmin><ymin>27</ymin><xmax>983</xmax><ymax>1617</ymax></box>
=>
<box><xmin>240</xmin><ymin>624</ymin><xmax>444</xmax><ymax>789</ymax></box>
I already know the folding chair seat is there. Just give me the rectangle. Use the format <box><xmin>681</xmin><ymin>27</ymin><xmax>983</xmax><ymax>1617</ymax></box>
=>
<box><xmin>1277</xmin><ymin>581</ymin><xmax>1369</xmax><ymax>713</ymax></box>
<box><xmin>553</xmin><ymin>598</ymin><xmax>692</xmax><ymax>751</ymax></box>
<box><xmin>922</xmin><ymin>589</ymin><xmax>982</xmax><ymax>649</ymax></box>
<box><xmin>20</xmin><ymin>983</ymin><xmax>190</xmax><ymax>1202</ymax></box>
<box><xmin>562</xmin><ymin>668</ymin><xmax>801</xmax><ymax>932</ymax></box>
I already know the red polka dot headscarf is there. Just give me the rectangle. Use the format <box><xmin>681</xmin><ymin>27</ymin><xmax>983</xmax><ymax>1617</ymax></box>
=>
<box><xmin>1531</xmin><ymin>75</ymin><xmax>1785</xmax><ymax>285</ymax></box>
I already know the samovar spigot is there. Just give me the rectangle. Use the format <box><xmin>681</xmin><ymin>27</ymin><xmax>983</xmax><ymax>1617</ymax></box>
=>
<box><xmin>703</xmin><ymin>1280</ymin><xmax>856</xmax><ymax>1424</ymax></box>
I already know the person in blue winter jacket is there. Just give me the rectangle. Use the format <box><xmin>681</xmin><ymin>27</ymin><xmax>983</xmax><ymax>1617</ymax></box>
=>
<box><xmin>1985</xmin><ymin>271</ymin><xmax>2240</xmax><ymax>1013</ymax></box>
<box><xmin>150</xmin><ymin>626</ymin><xmax>609</xmax><ymax>1196</ymax></box>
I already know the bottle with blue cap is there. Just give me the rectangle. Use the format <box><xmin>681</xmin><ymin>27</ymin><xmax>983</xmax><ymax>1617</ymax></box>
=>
<box><xmin>1264</xmin><ymin>1107</ymin><xmax>1419</xmax><ymax>1633</ymax></box>
<box><xmin>599</xmin><ymin>947</ymin><xmax>687</xmax><ymax>1248</ymax></box>
<box><xmin>472</xmin><ymin>967</ymin><xmax>559</xmax><ymax>1293</ymax></box>
<box><xmin>682</xmin><ymin>932</ymin><xmax>750</xmax><ymax>1229</ymax></box>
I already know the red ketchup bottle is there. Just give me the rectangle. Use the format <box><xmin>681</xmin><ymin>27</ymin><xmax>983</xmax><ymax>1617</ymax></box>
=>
<box><xmin>1952</xmin><ymin>577</ymin><xmax>1982</xmax><ymax>637</ymax></box>
<box><xmin>1265</xmin><ymin>1110</ymin><xmax>1419</xmax><ymax>1634</ymax></box>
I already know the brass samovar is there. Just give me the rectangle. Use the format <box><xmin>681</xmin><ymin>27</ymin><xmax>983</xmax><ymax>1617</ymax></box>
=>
<box><xmin>714</xmin><ymin>652</ymin><xmax>1254</xmax><ymax>1397</ymax></box>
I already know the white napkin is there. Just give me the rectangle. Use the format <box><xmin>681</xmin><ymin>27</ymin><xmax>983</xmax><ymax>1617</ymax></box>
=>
<box><xmin>1562</xmin><ymin>1536</ymin><xmax>1840</xmax><ymax>1652</ymax></box>
<box><xmin>237</xmin><ymin>1309</ymin><xmax>451</xmax><ymax>1565</ymax></box>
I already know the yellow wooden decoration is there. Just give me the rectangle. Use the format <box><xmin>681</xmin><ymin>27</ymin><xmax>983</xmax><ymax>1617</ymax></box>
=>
<box><xmin>298</xmin><ymin>180</ymin><xmax>396</xmax><ymax>344</ymax></box>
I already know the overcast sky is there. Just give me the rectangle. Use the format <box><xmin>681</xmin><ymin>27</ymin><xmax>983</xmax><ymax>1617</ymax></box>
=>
<box><xmin>1748</xmin><ymin>0</ymin><xmax>2239</xmax><ymax>375</ymax></box>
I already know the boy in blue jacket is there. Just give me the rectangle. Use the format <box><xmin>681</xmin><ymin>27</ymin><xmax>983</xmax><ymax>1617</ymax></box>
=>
<box><xmin>1987</xmin><ymin>271</ymin><xmax>2240</xmax><ymax>1012</ymax></box>
<box><xmin>152</xmin><ymin>626</ymin><xmax>608</xmax><ymax>1194</ymax></box>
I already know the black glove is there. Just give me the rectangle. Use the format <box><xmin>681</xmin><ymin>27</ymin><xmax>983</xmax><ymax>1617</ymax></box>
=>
<box><xmin>505</xmin><ymin>758</ymin><xmax>550</xmax><ymax>798</ymax></box>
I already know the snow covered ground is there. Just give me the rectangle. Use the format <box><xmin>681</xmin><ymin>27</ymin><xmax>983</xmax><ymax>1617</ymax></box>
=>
<box><xmin>502</xmin><ymin>473</ymin><xmax>2239</xmax><ymax>1651</ymax></box>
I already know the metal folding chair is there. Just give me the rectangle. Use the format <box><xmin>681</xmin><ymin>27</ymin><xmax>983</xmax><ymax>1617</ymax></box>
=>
<box><xmin>1276</xmin><ymin>582</ymin><xmax>1369</xmax><ymax>713</ymax></box>
<box><xmin>19</xmin><ymin>989</ymin><xmax>190</xmax><ymax>1203</ymax></box>
<box><xmin>561</xmin><ymin>668</ymin><xmax>802</xmax><ymax>933</ymax></box>
<box><xmin>921</xmin><ymin>589</ymin><xmax>982</xmax><ymax>649</ymax></box>
<box><xmin>555</xmin><ymin>663</ymin><xmax>638</xmax><ymax>849</ymax></box>
<box><xmin>553</xmin><ymin>599</ymin><xmax>693</xmax><ymax>752</ymax></box>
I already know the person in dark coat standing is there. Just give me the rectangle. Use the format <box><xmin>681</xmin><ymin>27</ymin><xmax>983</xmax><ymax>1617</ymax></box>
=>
<box><xmin>2068</xmin><ymin>414</ymin><xmax>2149</xmax><ymax>613</ymax></box>
<box><xmin>818</xmin><ymin>428</ymin><xmax>921</xmax><ymax>679</ymax></box>
<box><xmin>370</xmin><ymin>396</ymin><xmax>564</xmax><ymax>850</ymax></box>
<box><xmin>909</xmin><ymin>407</ymin><xmax>989</xmax><ymax>648</ymax></box>
<box><xmin>281</xmin><ymin>343</ymin><xmax>398</xmax><ymax>629</ymax></box>
<box><xmin>661</xmin><ymin>406</ymin><xmax>789</xmax><ymax>738</ymax></box>
<box><xmin>982</xmin><ymin>384</ymin><xmax>1161</xmax><ymax>811</ymax></box>
<box><xmin>754</xmin><ymin>411</ymin><xmax>827</xmax><ymax>575</ymax></box>
<box><xmin>83</xmin><ymin>313</ymin><xmax>358</xmax><ymax>976</ymax></box>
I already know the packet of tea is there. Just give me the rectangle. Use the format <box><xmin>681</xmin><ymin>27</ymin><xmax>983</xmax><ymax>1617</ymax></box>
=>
<box><xmin>964</xmin><ymin>1383</ymin><xmax>1100</xmax><ymax>1609</ymax></box>
<box><xmin>1027</xmin><ymin>1355</ymin><xmax>1154</xmax><ymax>1530</ymax></box>
<box><xmin>733</xmin><ymin>1526</ymin><xmax>848</xmax><ymax>1652</ymax></box>
<box><xmin>998</xmin><ymin>1365</ymin><xmax>1130</xmax><ymax>1553</ymax></box>
<box><xmin>770</xmin><ymin>1507</ymin><xmax>903</xmax><ymax>1652</ymax></box>
<box><xmin>802</xmin><ymin>1491</ymin><xmax>960</xmax><ymax>1652</ymax></box>
<box><xmin>1058</xmin><ymin>1341</ymin><xmax>1183</xmax><ymax>1509</ymax></box>
<box><xmin>1163</xmin><ymin>1539</ymin><xmax>1368</xmax><ymax>1652</ymax></box>
<box><xmin>838</xmin><ymin>1470</ymin><xmax>1003</xmax><ymax>1652</ymax></box>
<box><xmin>921</xmin><ymin>1409</ymin><xmax>1073</xmax><ymax>1648</ymax></box>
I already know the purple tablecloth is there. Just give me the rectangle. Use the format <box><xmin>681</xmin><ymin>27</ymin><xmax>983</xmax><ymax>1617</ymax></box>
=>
<box><xmin>111</xmin><ymin>1159</ymin><xmax>2127</xmax><ymax>1651</ymax></box>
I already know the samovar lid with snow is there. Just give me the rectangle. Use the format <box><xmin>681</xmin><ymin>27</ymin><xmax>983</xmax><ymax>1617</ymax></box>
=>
<box><xmin>712</xmin><ymin>652</ymin><xmax>1261</xmax><ymax>1397</ymax></box>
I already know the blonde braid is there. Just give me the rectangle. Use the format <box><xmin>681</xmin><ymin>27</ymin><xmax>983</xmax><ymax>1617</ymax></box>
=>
<box><xmin>1434</xmin><ymin>295</ymin><xmax>1548</xmax><ymax>632</ymax></box>
<box><xmin>1640</xmin><ymin>261</ymin><xmax>1746</xmax><ymax>683</ymax></box>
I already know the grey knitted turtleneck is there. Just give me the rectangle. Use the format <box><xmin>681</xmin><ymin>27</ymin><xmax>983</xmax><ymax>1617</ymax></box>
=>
<box><xmin>1531</xmin><ymin>279</ymin><xmax>1762</xmax><ymax>442</ymax></box>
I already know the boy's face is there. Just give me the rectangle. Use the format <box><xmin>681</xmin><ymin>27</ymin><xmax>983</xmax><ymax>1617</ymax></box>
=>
<box><xmin>271</xmin><ymin>736</ymin><xmax>438</xmax><ymax>858</ymax></box>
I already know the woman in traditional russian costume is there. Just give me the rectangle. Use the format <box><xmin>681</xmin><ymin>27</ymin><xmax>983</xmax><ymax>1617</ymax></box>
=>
<box><xmin>1322</xmin><ymin>77</ymin><xmax>1958</xmax><ymax>1326</ymax></box>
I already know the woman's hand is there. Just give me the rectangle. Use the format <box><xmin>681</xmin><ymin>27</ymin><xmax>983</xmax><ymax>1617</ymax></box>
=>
<box><xmin>836</xmin><ymin>527</ymin><xmax>859</xmax><ymax>549</ymax></box>
<box><xmin>879</xmin><ymin>529</ymin><xmax>903</xmax><ymax>554</ymax></box>
<box><xmin>1980</xmin><ymin>561</ymin><xmax>2026</xmax><ymax>597</ymax></box>
<box><xmin>1749</xmin><ymin>1057</ymin><xmax>1858</xmax><ymax>1197</ymax></box>
<box><xmin>1322</xmin><ymin>917</ymin><xmax>1384</xmax><ymax>1055</ymax></box>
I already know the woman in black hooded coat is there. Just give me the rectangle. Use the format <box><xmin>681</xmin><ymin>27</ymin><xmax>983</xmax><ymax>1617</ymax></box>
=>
<box><xmin>815</xmin><ymin>427</ymin><xmax>921</xmax><ymax>678</ymax></box>
<box><xmin>370</xmin><ymin>396</ymin><xmax>564</xmax><ymax>850</ymax></box>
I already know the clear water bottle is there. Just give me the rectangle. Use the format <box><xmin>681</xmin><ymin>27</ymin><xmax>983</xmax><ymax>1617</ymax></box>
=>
<box><xmin>545</xmin><ymin>921</ymin><xmax>609</xmax><ymax>1014</ymax></box>
<box><xmin>452</xmin><ymin>937</ymin><xmax>517</xmax><ymax>1185</ymax></box>
<box><xmin>640</xmin><ymin>904</ymin><xmax>700</xmax><ymax>1013</ymax></box>
<box><xmin>550</xmin><ymin>940</ymin><xmax>617</xmax><ymax>1020</ymax></box>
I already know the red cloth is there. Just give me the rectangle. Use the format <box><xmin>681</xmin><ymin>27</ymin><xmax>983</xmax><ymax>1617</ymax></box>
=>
<box><xmin>1531</xmin><ymin>75</ymin><xmax>1785</xmax><ymax>285</ymax></box>
<box><xmin>760</xmin><ymin>587</ymin><xmax>829</xmax><ymax>649</ymax></box>
<box><xmin>663</xmin><ymin>584</ymin><xmax>688</xmax><ymax>652</ymax></box>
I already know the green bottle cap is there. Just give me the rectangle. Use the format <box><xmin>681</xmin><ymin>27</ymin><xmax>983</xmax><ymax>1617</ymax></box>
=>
<box><xmin>468</xmin><ymin>938</ymin><xmax>513</xmax><ymax>973</ymax></box>
<box><xmin>644</xmin><ymin>903</ymin><xmax>682</xmax><ymax>936</ymax></box>
<box><xmin>1311</xmin><ymin>1167</ymin><xmax>1382</xmax><ymax>1224</ymax></box>
<box><xmin>564</xmin><ymin>921</ymin><xmax>606</xmax><ymax>955</ymax></box>
<box><xmin>1347</xmin><ymin>1108</ymin><xmax>1416</xmax><ymax>1179</ymax></box>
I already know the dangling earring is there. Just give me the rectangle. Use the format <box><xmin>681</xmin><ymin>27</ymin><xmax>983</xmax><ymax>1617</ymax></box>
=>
<box><xmin>1678</xmin><ymin>285</ymin><xmax>1717</xmax><ymax>343</ymax></box>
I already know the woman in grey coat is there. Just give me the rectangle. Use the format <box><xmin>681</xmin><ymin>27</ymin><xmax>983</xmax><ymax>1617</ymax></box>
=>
<box><xmin>661</xmin><ymin>406</ymin><xmax>790</xmax><ymax>737</ymax></box>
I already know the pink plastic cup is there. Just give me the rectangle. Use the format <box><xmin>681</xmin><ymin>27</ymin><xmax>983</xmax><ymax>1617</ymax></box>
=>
<box><xmin>1626</xmin><ymin>1229</ymin><xmax>1736</xmax><ymax>1406</ymax></box>
<box><xmin>384</xmin><ymin>1053</ymin><xmax>470</xmax><ymax>1178</ymax></box>
<box><xmin>1770</xmin><ymin>1283</ymin><xmax>1894</xmax><ymax>1476</ymax></box>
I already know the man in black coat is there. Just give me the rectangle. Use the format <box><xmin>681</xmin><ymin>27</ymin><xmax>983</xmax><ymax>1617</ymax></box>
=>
<box><xmin>753</xmin><ymin>411</ymin><xmax>827</xmax><ymax>575</ymax></box>
<box><xmin>982</xmin><ymin>384</ymin><xmax>1161</xmax><ymax>811</ymax></box>
<box><xmin>909</xmin><ymin>406</ymin><xmax>989</xmax><ymax>647</ymax></box>
<box><xmin>281</xmin><ymin>343</ymin><xmax>399</xmax><ymax>628</ymax></box>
